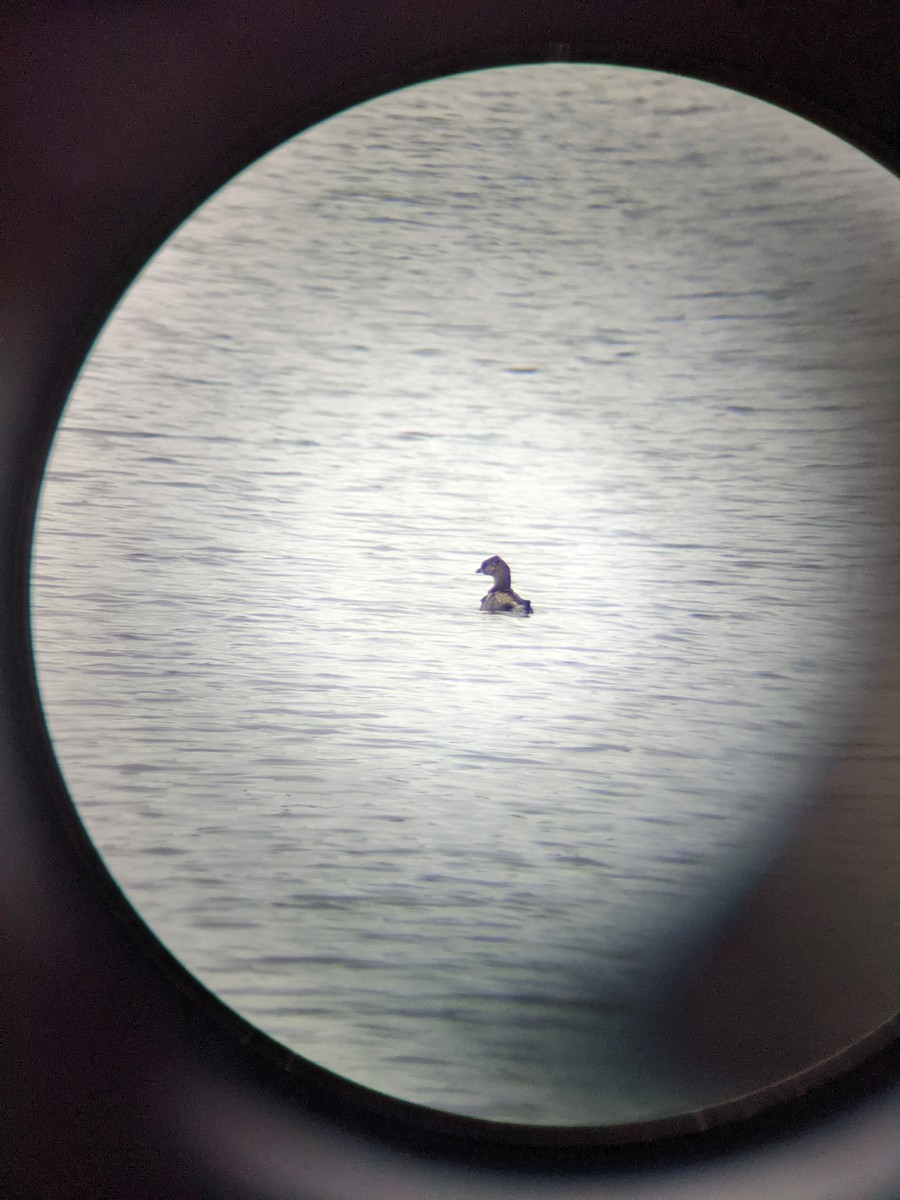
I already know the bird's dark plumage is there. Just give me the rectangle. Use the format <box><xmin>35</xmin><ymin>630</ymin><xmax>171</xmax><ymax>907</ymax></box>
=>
<box><xmin>475</xmin><ymin>555</ymin><xmax>532</xmax><ymax>615</ymax></box>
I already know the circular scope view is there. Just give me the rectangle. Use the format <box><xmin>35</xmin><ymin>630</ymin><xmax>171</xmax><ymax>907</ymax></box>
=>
<box><xmin>31</xmin><ymin>64</ymin><xmax>900</xmax><ymax>1125</ymax></box>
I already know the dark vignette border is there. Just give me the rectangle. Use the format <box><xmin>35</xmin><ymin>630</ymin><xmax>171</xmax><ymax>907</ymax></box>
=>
<box><xmin>2</xmin><ymin>3</ymin><xmax>898</xmax><ymax>1197</ymax></box>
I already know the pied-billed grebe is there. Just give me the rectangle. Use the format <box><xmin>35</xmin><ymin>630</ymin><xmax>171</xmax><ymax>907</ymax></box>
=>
<box><xmin>475</xmin><ymin>555</ymin><xmax>533</xmax><ymax>615</ymax></box>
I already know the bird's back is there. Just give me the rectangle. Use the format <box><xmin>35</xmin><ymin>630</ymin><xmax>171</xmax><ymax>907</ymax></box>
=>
<box><xmin>481</xmin><ymin>589</ymin><xmax>532</xmax><ymax>615</ymax></box>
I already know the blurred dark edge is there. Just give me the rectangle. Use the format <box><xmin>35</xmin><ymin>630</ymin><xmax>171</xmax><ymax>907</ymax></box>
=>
<box><xmin>1</xmin><ymin>2</ymin><xmax>898</xmax><ymax>1198</ymax></box>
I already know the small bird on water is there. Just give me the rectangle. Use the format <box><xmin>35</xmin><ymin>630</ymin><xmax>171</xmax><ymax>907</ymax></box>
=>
<box><xmin>475</xmin><ymin>555</ymin><xmax>533</xmax><ymax>615</ymax></box>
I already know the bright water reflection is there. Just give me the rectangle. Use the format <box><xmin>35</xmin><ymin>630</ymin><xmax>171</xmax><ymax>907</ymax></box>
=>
<box><xmin>31</xmin><ymin>65</ymin><xmax>900</xmax><ymax>1123</ymax></box>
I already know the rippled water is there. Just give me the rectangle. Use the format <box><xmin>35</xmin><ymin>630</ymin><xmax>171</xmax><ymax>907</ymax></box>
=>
<box><xmin>30</xmin><ymin>65</ymin><xmax>900</xmax><ymax>1124</ymax></box>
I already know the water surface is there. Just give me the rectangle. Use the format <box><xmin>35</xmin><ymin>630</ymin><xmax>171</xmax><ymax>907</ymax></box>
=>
<box><xmin>31</xmin><ymin>64</ymin><xmax>900</xmax><ymax>1124</ymax></box>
